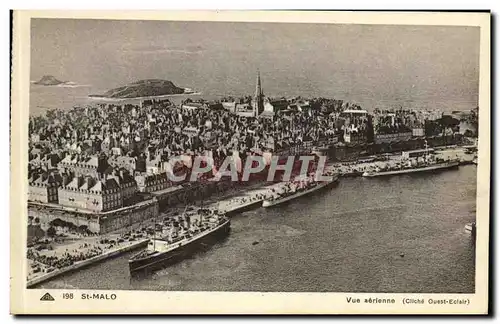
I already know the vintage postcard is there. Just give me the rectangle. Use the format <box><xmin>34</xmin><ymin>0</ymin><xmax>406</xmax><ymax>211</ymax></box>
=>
<box><xmin>10</xmin><ymin>10</ymin><xmax>490</xmax><ymax>314</ymax></box>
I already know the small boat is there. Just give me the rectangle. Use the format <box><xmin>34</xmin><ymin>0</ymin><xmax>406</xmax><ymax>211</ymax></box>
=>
<box><xmin>465</xmin><ymin>222</ymin><xmax>476</xmax><ymax>234</ymax></box>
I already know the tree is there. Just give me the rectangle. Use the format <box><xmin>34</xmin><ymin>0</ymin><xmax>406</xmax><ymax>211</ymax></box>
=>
<box><xmin>78</xmin><ymin>225</ymin><xmax>89</xmax><ymax>234</ymax></box>
<box><xmin>468</xmin><ymin>107</ymin><xmax>479</xmax><ymax>137</ymax></box>
<box><xmin>464</xmin><ymin>129</ymin><xmax>475</xmax><ymax>138</ymax></box>
<box><xmin>425</xmin><ymin>120</ymin><xmax>441</xmax><ymax>137</ymax></box>
<box><xmin>49</xmin><ymin>218</ymin><xmax>62</xmax><ymax>228</ymax></box>
<box><xmin>46</xmin><ymin>226</ymin><xmax>57</xmax><ymax>238</ymax></box>
<box><xmin>439</xmin><ymin>115</ymin><xmax>460</xmax><ymax>132</ymax></box>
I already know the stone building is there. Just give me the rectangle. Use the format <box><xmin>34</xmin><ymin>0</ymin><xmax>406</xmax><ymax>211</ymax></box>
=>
<box><xmin>108</xmin><ymin>169</ymin><xmax>138</xmax><ymax>205</ymax></box>
<box><xmin>263</xmin><ymin>98</ymin><xmax>289</xmax><ymax>116</ymax></box>
<box><xmin>28</xmin><ymin>171</ymin><xmax>62</xmax><ymax>204</ymax></box>
<box><xmin>58</xmin><ymin>154</ymin><xmax>108</xmax><ymax>177</ymax></box>
<box><xmin>57</xmin><ymin>175</ymin><xmax>122</xmax><ymax>212</ymax></box>
<box><xmin>28</xmin><ymin>152</ymin><xmax>61</xmax><ymax>170</ymax></box>
<box><xmin>108</xmin><ymin>155</ymin><xmax>137</xmax><ymax>174</ymax></box>
<box><xmin>135</xmin><ymin>172</ymin><xmax>170</xmax><ymax>193</ymax></box>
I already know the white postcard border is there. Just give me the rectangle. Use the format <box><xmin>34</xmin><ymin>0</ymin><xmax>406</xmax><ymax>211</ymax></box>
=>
<box><xmin>10</xmin><ymin>10</ymin><xmax>491</xmax><ymax>315</ymax></box>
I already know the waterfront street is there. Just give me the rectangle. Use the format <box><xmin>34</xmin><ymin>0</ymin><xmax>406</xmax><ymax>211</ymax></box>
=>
<box><xmin>27</xmin><ymin>231</ymin><xmax>149</xmax><ymax>284</ymax></box>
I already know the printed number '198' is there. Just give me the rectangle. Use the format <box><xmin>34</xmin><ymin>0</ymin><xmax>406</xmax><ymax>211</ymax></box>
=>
<box><xmin>62</xmin><ymin>293</ymin><xmax>73</xmax><ymax>299</ymax></box>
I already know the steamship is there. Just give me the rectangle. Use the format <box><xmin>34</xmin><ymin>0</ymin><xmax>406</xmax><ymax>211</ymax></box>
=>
<box><xmin>262</xmin><ymin>173</ymin><xmax>339</xmax><ymax>208</ymax></box>
<box><xmin>362</xmin><ymin>143</ymin><xmax>459</xmax><ymax>177</ymax></box>
<box><xmin>128</xmin><ymin>210</ymin><xmax>230</xmax><ymax>274</ymax></box>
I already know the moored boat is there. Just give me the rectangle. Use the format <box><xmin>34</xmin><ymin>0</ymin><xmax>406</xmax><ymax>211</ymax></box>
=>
<box><xmin>128</xmin><ymin>210</ymin><xmax>230</xmax><ymax>274</ymax></box>
<box><xmin>362</xmin><ymin>160</ymin><xmax>460</xmax><ymax>177</ymax></box>
<box><xmin>363</xmin><ymin>141</ymin><xmax>460</xmax><ymax>177</ymax></box>
<box><xmin>262</xmin><ymin>174</ymin><xmax>339</xmax><ymax>208</ymax></box>
<box><xmin>464</xmin><ymin>222</ymin><xmax>476</xmax><ymax>233</ymax></box>
<box><xmin>465</xmin><ymin>222</ymin><xmax>476</xmax><ymax>242</ymax></box>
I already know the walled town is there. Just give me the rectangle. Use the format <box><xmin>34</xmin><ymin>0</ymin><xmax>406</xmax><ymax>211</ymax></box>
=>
<box><xmin>26</xmin><ymin>73</ymin><xmax>479</xmax><ymax>284</ymax></box>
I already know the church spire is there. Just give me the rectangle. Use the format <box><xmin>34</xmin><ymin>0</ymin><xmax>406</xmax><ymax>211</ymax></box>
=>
<box><xmin>255</xmin><ymin>69</ymin><xmax>262</xmax><ymax>98</ymax></box>
<box><xmin>254</xmin><ymin>70</ymin><xmax>264</xmax><ymax>116</ymax></box>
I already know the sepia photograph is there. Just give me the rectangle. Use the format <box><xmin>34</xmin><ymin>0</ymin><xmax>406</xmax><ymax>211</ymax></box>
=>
<box><xmin>10</xmin><ymin>10</ymin><xmax>490</xmax><ymax>314</ymax></box>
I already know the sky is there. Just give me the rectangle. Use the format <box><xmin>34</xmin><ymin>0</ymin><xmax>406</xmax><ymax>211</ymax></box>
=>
<box><xmin>30</xmin><ymin>18</ymin><xmax>480</xmax><ymax>110</ymax></box>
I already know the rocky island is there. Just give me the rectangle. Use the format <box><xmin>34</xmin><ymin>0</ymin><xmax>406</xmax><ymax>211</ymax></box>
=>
<box><xmin>33</xmin><ymin>75</ymin><xmax>65</xmax><ymax>86</ymax></box>
<box><xmin>89</xmin><ymin>79</ymin><xmax>195</xmax><ymax>99</ymax></box>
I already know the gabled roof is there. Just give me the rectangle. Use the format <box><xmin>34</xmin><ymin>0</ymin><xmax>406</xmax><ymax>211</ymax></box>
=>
<box><xmin>104</xmin><ymin>165</ymin><xmax>114</xmax><ymax>175</ymax></box>
<box><xmin>65</xmin><ymin>176</ymin><xmax>82</xmax><ymax>189</ymax></box>
<box><xmin>32</xmin><ymin>174</ymin><xmax>45</xmax><ymax>185</ymax></box>
<box><xmin>30</xmin><ymin>154</ymin><xmax>41</xmax><ymax>162</ymax></box>
<box><xmin>120</xmin><ymin>171</ymin><xmax>136</xmax><ymax>183</ymax></box>
<box><xmin>89</xmin><ymin>180</ymin><xmax>103</xmax><ymax>193</ymax></box>
<box><xmin>105</xmin><ymin>178</ymin><xmax>120</xmax><ymax>191</ymax></box>
<box><xmin>79</xmin><ymin>179</ymin><xmax>92</xmax><ymax>191</ymax></box>
<box><xmin>85</xmin><ymin>156</ymin><xmax>99</xmax><ymax>167</ymax></box>
<box><xmin>47</xmin><ymin>173</ymin><xmax>63</xmax><ymax>184</ymax></box>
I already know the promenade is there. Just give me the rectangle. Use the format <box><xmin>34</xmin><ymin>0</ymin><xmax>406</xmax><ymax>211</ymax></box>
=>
<box><xmin>27</xmin><ymin>238</ymin><xmax>149</xmax><ymax>288</ymax></box>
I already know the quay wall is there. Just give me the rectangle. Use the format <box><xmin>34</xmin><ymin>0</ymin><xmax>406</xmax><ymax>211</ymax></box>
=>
<box><xmin>374</xmin><ymin>132</ymin><xmax>413</xmax><ymax>144</ymax></box>
<box><xmin>28</xmin><ymin>204</ymin><xmax>101</xmax><ymax>233</ymax></box>
<box><xmin>28</xmin><ymin>199</ymin><xmax>160</xmax><ymax>234</ymax></box>
<box><xmin>27</xmin><ymin>239</ymin><xmax>149</xmax><ymax>288</ymax></box>
<box><xmin>153</xmin><ymin>180</ymin><xmax>236</xmax><ymax>211</ymax></box>
<box><xmin>29</xmin><ymin>180</ymin><xmax>248</xmax><ymax>235</ymax></box>
<box><xmin>99</xmin><ymin>200</ymin><xmax>159</xmax><ymax>234</ymax></box>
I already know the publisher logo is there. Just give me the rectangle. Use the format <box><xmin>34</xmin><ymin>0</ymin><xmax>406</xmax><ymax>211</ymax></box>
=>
<box><xmin>40</xmin><ymin>292</ymin><xmax>55</xmax><ymax>301</ymax></box>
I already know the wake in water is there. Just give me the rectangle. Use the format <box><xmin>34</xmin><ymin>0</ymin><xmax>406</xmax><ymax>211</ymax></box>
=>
<box><xmin>55</xmin><ymin>83</ymin><xmax>91</xmax><ymax>88</ymax></box>
<box><xmin>331</xmin><ymin>204</ymin><xmax>407</xmax><ymax>216</ymax></box>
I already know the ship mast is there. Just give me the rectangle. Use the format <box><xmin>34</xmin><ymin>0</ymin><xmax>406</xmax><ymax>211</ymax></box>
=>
<box><xmin>153</xmin><ymin>210</ymin><xmax>157</xmax><ymax>251</ymax></box>
<box><xmin>182</xmin><ymin>205</ymin><xmax>189</xmax><ymax>238</ymax></box>
<box><xmin>424</xmin><ymin>139</ymin><xmax>429</xmax><ymax>161</ymax></box>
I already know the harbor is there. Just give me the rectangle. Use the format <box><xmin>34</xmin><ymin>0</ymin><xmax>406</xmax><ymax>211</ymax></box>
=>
<box><xmin>13</xmin><ymin>15</ymin><xmax>490</xmax><ymax>318</ymax></box>
<box><xmin>32</xmin><ymin>162</ymin><xmax>477</xmax><ymax>293</ymax></box>
<box><xmin>25</xmin><ymin>20</ymin><xmax>480</xmax><ymax>293</ymax></box>
<box><xmin>27</xmin><ymin>145</ymin><xmax>477</xmax><ymax>290</ymax></box>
